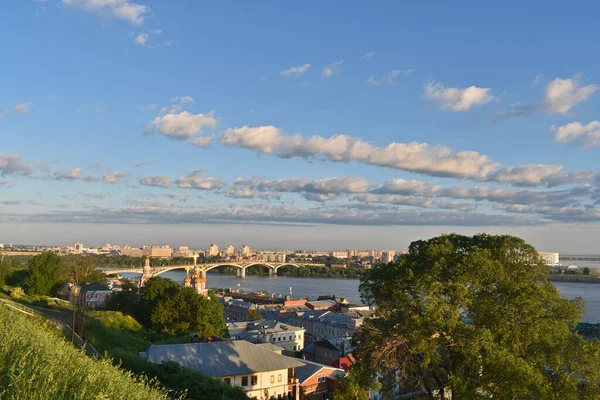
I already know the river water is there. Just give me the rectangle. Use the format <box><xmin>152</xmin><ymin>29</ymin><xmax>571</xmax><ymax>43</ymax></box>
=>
<box><xmin>125</xmin><ymin>271</ymin><xmax>600</xmax><ymax>323</ymax></box>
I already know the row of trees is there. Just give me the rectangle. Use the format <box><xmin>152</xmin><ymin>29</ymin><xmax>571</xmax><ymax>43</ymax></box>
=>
<box><xmin>336</xmin><ymin>234</ymin><xmax>600</xmax><ymax>399</ymax></box>
<box><xmin>23</xmin><ymin>252</ymin><xmax>107</xmax><ymax>295</ymax></box>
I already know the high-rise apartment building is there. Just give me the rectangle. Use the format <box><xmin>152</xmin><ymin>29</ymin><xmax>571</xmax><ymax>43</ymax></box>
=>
<box><xmin>226</xmin><ymin>245</ymin><xmax>235</xmax><ymax>255</ymax></box>
<box><xmin>381</xmin><ymin>250</ymin><xmax>396</xmax><ymax>263</ymax></box>
<box><xmin>207</xmin><ymin>244</ymin><xmax>219</xmax><ymax>257</ymax></box>
<box><xmin>240</xmin><ymin>245</ymin><xmax>251</xmax><ymax>257</ymax></box>
<box><xmin>74</xmin><ymin>243</ymin><xmax>83</xmax><ymax>255</ymax></box>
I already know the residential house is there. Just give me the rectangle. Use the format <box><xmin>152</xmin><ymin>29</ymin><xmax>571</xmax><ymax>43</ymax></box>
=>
<box><xmin>69</xmin><ymin>283</ymin><xmax>112</xmax><ymax>309</ymax></box>
<box><xmin>140</xmin><ymin>340</ymin><xmax>304</xmax><ymax>399</ymax></box>
<box><xmin>295</xmin><ymin>359</ymin><xmax>346</xmax><ymax>400</ymax></box>
<box><xmin>312</xmin><ymin>338</ymin><xmax>352</xmax><ymax>365</ymax></box>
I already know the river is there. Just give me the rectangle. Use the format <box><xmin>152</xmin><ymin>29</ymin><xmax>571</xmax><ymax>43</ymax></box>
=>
<box><xmin>123</xmin><ymin>271</ymin><xmax>600</xmax><ymax>323</ymax></box>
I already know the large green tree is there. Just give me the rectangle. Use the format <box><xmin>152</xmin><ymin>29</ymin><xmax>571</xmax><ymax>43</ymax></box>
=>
<box><xmin>63</xmin><ymin>255</ymin><xmax>107</xmax><ymax>286</ymax></box>
<box><xmin>355</xmin><ymin>234</ymin><xmax>600</xmax><ymax>400</ymax></box>
<box><xmin>23</xmin><ymin>252</ymin><xmax>65</xmax><ymax>295</ymax></box>
<box><xmin>138</xmin><ymin>277</ymin><xmax>226</xmax><ymax>337</ymax></box>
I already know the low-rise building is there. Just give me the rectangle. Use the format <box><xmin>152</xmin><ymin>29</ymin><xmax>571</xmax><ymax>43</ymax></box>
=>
<box><xmin>143</xmin><ymin>245</ymin><xmax>172</xmax><ymax>258</ymax></box>
<box><xmin>306</xmin><ymin>300</ymin><xmax>338</xmax><ymax>311</ymax></box>
<box><xmin>222</xmin><ymin>297</ymin><xmax>259</xmax><ymax>321</ymax></box>
<box><xmin>140</xmin><ymin>340</ymin><xmax>304</xmax><ymax>399</ymax></box>
<box><xmin>295</xmin><ymin>359</ymin><xmax>346</xmax><ymax>400</ymax></box>
<box><xmin>287</xmin><ymin>310</ymin><xmax>366</xmax><ymax>343</ymax></box>
<box><xmin>69</xmin><ymin>283</ymin><xmax>112</xmax><ymax>309</ymax></box>
<box><xmin>227</xmin><ymin>320</ymin><xmax>305</xmax><ymax>352</ymax></box>
<box><xmin>120</xmin><ymin>246</ymin><xmax>144</xmax><ymax>257</ymax></box>
<box><xmin>312</xmin><ymin>338</ymin><xmax>353</xmax><ymax>365</ymax></box>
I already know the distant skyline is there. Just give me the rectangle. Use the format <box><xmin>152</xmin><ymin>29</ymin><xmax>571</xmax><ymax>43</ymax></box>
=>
<box><xmin>1</xmin><ymin>1</ymin><xmax>600</xmax><ymax>253</ymax></box>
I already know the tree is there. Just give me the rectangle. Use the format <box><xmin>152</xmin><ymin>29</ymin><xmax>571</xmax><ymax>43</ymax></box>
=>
<box><xmin>151</xmin><ymin>288</ymin><xmax>226</xmax><ymax>337</ymax></box>
<box><xmin>138</xmin><ymin>277</ymin><xmax>180</xmax><ymax>327</ymax></box>
<box><xmin>583</xmin><ymin>267</ymin><xmax>591</xmax><ymax>275</ymax></box>
<box><xmin>23</xmin><ymin>252</ymin><xmax>65</xmax><ymax>295</ymax></box>
<box><xmin>63</xmin><ymin>255</ymin><xmax>107</xmax><ymax>286</ymax></box>
<box><xmin>355</xmin><ymin>234</ymin><xmax>600</xmax><ymax>400</ymax></box>
<box><xmin>246</xmin><ymin>308</ymin><xmax>262</xmax><ymax>321</ymax></box>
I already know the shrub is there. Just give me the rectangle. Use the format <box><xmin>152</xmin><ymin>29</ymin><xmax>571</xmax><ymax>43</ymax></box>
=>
<box><xmin>9</xmin><ymin>287</ymin><xmax>25</xmax><ymax>299</ymax></box>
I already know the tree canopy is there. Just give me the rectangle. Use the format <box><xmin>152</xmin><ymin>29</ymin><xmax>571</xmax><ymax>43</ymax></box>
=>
<box><xmin>355</xmin><ymin>234</ymin><xmax>600</xmax><ymax>400</ymax></box>
<box><xmin>23</xmin><ymin>252</ymin><xmax>64</xmax><ymax>295</ymax></box>
<box><xmin>139</xmin><ymin>277</ymin><xmax>226</xmax><ymax>337</ymax></box>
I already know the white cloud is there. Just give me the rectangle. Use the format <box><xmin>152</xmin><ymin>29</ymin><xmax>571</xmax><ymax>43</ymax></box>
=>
<box><xmin>138</xmin><ymin>104</ymin><xmax>156</xmax><ymax>111</ymax></box>
<box><xmin>219</xmin><ymin>126</ymin><xmax>499</xmax><ymax>180</ymax></box>
<box><xmin>424</xmin><ymin>82</ymin><xmax>495</xmax><ymax>111</ymax></box>
<box><xmin>190</xmin><ymin>136</ymin><xmax>212</xmax><ymax>148</ymax></box>
<box><xmin>139</xmin><ymin>175</ymin><xmax>171</xmax><ymax>188</ymax></box>
<box><xmin>322</xmin><ymin>59</ymin><xmax>344</xmax><ymax>78</ymax></box>
<box><xmin>488</xmin><ymin>164</ymin><xmax>585</xmax><ymax>187</ymax></box>
<box><xmin>361</xmin><ymin>51</ymin><xmax>376</xmax><ymax>61</ymax></box>
<box><xmin>551</xmin><ymin>121</ymin><xmax>600</xmax><ymax>148</ymax></box>
<box><xmin>281</xmin><ymin>64</ymin><xmax>311</xmax><ymax>78</ymax></box>
<box><xmin>62</xmin><ymin>0</ymin><xmax>150</xmax><ymax>25</ymax></box>
<box><xmin>134</xmin><ymin>33</ymin><xmax>148</xmax><ymax>46</ymax></box>
<box><xmin>367</xmin><ymin>69</ymin><xmax>413</xmax><ymax>87</ymax></box>
<box><xmin>103</xmin><ymin>172</ymin><xmax>130</xmax><ymax>184</ymax></box>
<box><xmin>149</xmin><ymin>111</ymin><xmax>217</xmax><ymax>140</ymax></box>
<box><xmin>0</xmin><ymin>155</ymin><xmax>33</xmax><ymax>176</ymax></box>
<box><xmin>374</xmin><ymin>179</ymin><xmax>439</xmax><ymax>196</ymax></box>
<box><xmin>165</xmin><ymin>40</ymin><xmax>175</xmax><ymax>47</ymax></box>
<box><xmin>531</xmin><ymin>74</ymin><xmax>543</xmax><ymax>86</ymax></box>
<box><xmin>543</xmin><ymin>75</ymin><xmax>598</xmax><ymax>115</ymax></box>
<box><xmin>175</xmin><ymin>170</ymin><xmax>225</xmax><ymax>190</ymax></box>
<box><xmin>13</xmin><ymin>103</ymin><xmax>32</xmax><ymax>114</ymax></box>
<box><xmin>48</xmin><ymin>168</ymin><xmax>99</xmax><ymax>181</ymax></box>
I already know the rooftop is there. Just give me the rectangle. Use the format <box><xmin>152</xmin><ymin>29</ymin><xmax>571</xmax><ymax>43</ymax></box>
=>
<box><xmin>139</xmin><ymin>340</ymin><xmax>304</xmax><ymax>377</ymax></box>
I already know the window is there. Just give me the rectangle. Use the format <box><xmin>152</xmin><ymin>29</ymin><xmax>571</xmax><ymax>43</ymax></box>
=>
<box><xmin>278</xmin><ymin>337</ymin><xmax>281</xmax><ymax>341</ymax></box>
<box><xmin>317</xmin><ymin>373</ymin><xmax>326</xmax><ymax>383</ymax></box>
<box><xmin>241</xmin><ymin>376</ymin><xmax>248</xmax><ymax>386</ymax></box>
<box><xmin>270</xmin><ymin>375</ymin><xmax>275</xmax><ymax>384</ymax></box>
<box><xmin>251</xmin><ymin>375</ymin><xmax>258</xmax><ymax>385</ymax></box>
<box><xmin>224</xmin><ymin>378</ymin><xmax>231</xmax><ymax>385</ymax></box>
<box><xmin>278</xmin><ymin>374</ymin><xmax>282</xmax><ymax>382</ymax></box>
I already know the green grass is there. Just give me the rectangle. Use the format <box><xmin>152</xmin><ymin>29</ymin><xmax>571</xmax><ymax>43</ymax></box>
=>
<box><xmin>0</xmin><ymin>304</ymin><xmax>170</xmax><ymax>399</ymax></box>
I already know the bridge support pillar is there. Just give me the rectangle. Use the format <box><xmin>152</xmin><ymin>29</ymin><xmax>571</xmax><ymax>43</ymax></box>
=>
<box><xmin>269</xmin><ymin>268</ymin><xmax>277</xmax><ymax>278</ymax></box>
<box><xmin>237</xmin><ymin>267</ymin><xmax>246</xmax><ymax>278</ymax></box>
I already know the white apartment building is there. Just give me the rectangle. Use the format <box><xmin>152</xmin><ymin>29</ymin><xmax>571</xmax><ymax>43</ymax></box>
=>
<box><xmin>330</xmin><ymin>251</ymin><xmax>348</xmax><ymax>259</ymax></box>
<box><xmin>207</xmin><ymin>244</ymin><xmax>219</xmax><ymax>257</ymax></box>
<box><xmin>241</xmin><ymin>245</ymin><xmax>251</xmax><ymax>257</ymax></box>
<box><xmin>539</xmin><ymin>252</ymin><xmax>559</xmax><ymax>265</ymax></box>
<box><xmin>140</xmin><ymin>341</ymin><xmax>304</xmax><ymax>400</ymax></box>
<box><xmin>225</xmin><ymin>245</ymin><xmax>235</xmax><ymax>256</ymax></box>
<box><xmin>228</xmin><ymin>320</ymin><xmax>305</xmax><ymax>352</ymax></box>
<box><xmin>74</xmin><ymin>242</ymin><xmax>83</xmax><ymax>254</ymax></box>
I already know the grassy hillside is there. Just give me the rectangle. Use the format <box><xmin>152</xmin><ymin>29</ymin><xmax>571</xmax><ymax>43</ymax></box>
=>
<box><xmin>0</xmin><ymin>304</ymin><xmax>169</xmax><ymax>400</ymax></box>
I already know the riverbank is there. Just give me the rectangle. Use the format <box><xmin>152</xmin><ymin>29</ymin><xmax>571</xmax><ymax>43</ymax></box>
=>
<box><xmin>548</xmin><ymin>275</ymin><xmax>600</xmax><ymax>284</ymax></box>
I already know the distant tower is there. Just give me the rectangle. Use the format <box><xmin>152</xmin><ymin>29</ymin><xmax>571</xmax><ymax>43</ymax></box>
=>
<box><xmin>140</xmin><ymin>257</ymin><xmax>152</xmax><ymax>287</ymax></box>
<box><xmin>74</xmin><ymin>243</ymin><xmax>83</xmax><ymax>255</ymax></box>
<box><xmin>184</xmin><ymin>269</ymin><xmax>192</xmax><ymax>288</ymax></box>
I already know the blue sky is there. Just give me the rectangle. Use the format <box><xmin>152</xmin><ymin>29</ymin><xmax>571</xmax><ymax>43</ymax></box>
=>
<box><xmin>1</xmin><ymin>0</ymin><xmax>600</xmax><ymax>252</ymax></box>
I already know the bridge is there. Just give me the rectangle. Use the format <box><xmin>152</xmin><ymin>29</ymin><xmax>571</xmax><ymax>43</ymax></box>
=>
<box><xmin>100</xmin><ymin>257</ymin><xmax>325</xmax><ymax>282</ymax></box>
